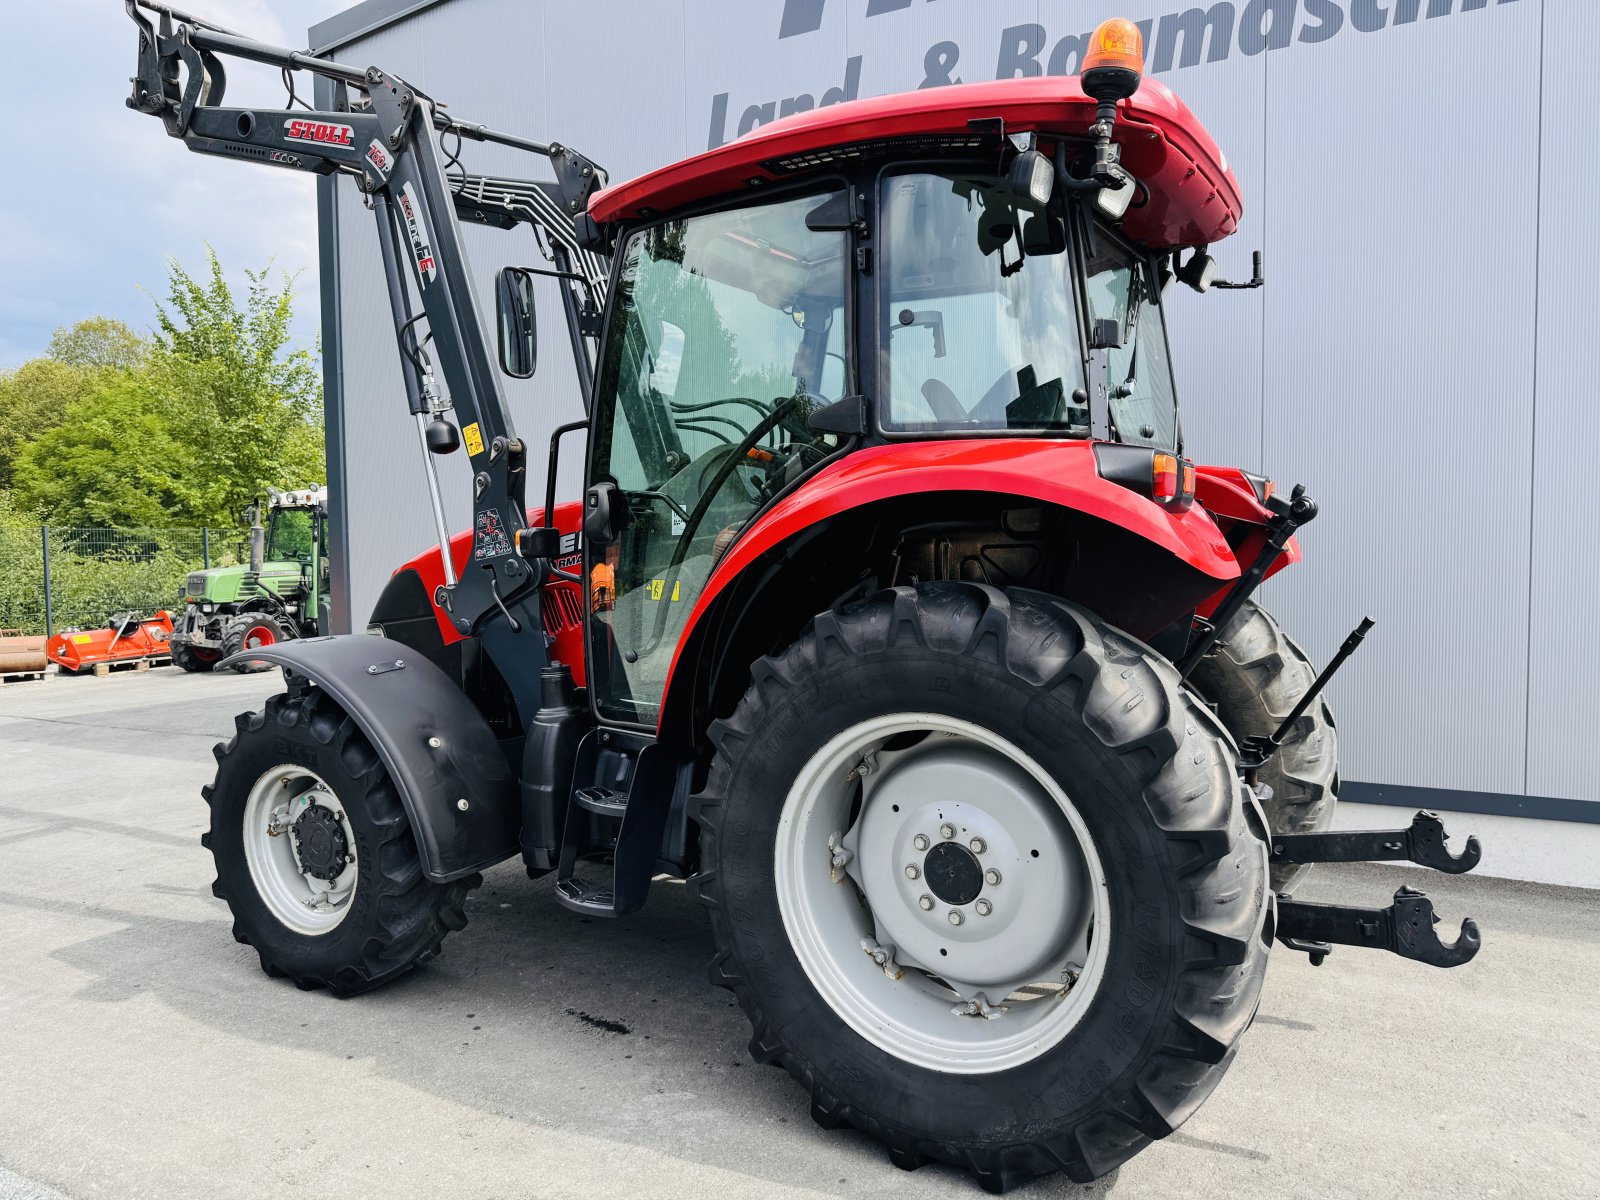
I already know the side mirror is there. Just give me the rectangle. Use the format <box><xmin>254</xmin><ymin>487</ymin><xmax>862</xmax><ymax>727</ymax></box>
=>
<box><xmin>1175</xmin><ymin>248</ymin><xmax>1219</xmax><ymax>293</ymax></box>
<box><xmin>496</xmin><ymin>266</ymin><xmax>537</xmax><ymax>378</ymax></box>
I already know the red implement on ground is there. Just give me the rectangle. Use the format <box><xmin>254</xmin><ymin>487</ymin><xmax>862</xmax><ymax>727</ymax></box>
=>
<box><xmin>47</xmin><ymin>611</ymin><xmax>175</xmax><ymax>675</ymax></box>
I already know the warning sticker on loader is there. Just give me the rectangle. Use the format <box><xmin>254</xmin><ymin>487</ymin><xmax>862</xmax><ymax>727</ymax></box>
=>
<box><xmin>461</xmin><ymin>422</ymin><xmax>485</xmax><ymax>457</ymax></box>
<box><xmin>474</xmin><ymin>507</ymin><xmax>510</xmax><ymax>561</ymax></box>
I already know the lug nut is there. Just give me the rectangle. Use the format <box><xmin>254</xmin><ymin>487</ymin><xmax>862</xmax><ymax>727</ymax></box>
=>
<box><xmin>969</xmin><ymin>837</ymin><xmax>986</xmax><ymax>854</ymax></box>
<box><xmin>985</xmin><ymin>868</ymin><xmax>1001</xmax><ymax>886</ymax></box>
<box><xmin>904</xmin><ymin>865</ymin><xmax>920</xmax><ymax>880</ymax></box>
<box><xmin>456</xmin><ymin>798</ymin><xmax>469</xmax><ymax>812</ymax></box>
<box><xmin>975</xmin><ymin>899</ymin><xmax>992</xmax><ymax>916</ymax></box>
<box><xmin>428</xmin><ymin>736</ymin><xmax>442</xmax><ymax>749</ymax></box>
<box><xmin>918</xmin><ymin>895</ymin><xmax>934</xmax><ymax>911</ymax></box>
<box><xmin>913</xmin><ymin>834</ymin><xmax>929</xmax><ymax>851</ymax></box>
<box><xmin>948</xmin><ymin>910</ymin><xmax>964</xmax><ymax>926</ymax></box>
<box><xmin>939</xmin><ymin>823</ymin><xmax>955</xmax><ymax>840</ymax></box>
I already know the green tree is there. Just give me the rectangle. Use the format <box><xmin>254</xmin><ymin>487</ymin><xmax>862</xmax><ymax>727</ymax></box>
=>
<box><xmin>47</xmin><ymin>317</ymin><xmax>145</xmax><ymax>371</ymax></box>
<box><xmin>10</xmin><ymin>250</ymin><xmax>324</xmax><ymax>529</ymax></box>
<box><xmin>148</xmin><ymin>248</ymin><xmax>324</xmax><ymax>525</ymax></box>
<box><xmin>0</xmin><ymin>358</ymin><xmax>93</xmax><ymax>489</ymax></box>
<box><xmin>10</xmin><ymin>372</ymin><xmax>200</xmax><ymax>527</ymax></box>
<box><xmin>1</xmin><ymin>318</ymin><xmax>146</xmax><ymax>489</ymax></box>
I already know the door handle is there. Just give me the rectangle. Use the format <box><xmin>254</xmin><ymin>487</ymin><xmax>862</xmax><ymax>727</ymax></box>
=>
<box><xmin>584</xmin><ymin>482</ymin><xmax>618</xmax><ymax>545</ymax></box>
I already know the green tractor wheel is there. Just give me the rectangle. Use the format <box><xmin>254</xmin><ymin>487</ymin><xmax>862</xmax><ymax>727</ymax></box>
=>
<box><xmin>222</xmin><ymin>613</ymin><xmax>289</xmax><ymax>674</ymax></box>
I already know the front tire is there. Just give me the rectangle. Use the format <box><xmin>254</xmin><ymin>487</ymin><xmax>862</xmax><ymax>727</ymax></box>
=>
<box><xmin>693</xmin><ymin>584</ymin><xmax>1271</xmax><ymax>1192</ymax></box>
<box><xmin>170</xmin><ymin>639</ymin><xmax>220</xmax><ymax>673</ymax></box>
<box><xmin>202</xmin><ymin>686</ymin><xmax>476</xmax><ymax>994</ymax></box>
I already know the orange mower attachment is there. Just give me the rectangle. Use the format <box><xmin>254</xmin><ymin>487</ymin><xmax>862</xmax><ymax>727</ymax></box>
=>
<box><xmin>47</xmin><ymin>611</ymin><xmax>175</xmax><ymax>675</ymax></box>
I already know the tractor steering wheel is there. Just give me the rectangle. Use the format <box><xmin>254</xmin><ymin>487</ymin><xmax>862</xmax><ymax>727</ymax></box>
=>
<box><xmin>637</xmin><ymin>396</ymin><xmax>804</xmax><ymax>657</ymax></box>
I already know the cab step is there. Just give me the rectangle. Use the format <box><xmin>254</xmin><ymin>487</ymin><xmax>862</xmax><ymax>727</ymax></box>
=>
<box><xmin>553</xmin><ymin>729</ymin><xmax>690</xmax><ymax>918</ymax></box>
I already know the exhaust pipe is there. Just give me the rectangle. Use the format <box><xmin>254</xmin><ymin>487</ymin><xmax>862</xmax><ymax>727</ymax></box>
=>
<box><xmin>248</xmin><ymin>501</ymin><xmax>265</xmax><ymax>574</ymax></box>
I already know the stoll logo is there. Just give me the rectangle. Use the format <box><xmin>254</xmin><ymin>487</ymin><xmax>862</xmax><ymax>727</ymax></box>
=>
<box><xmin>284</xmin><ymin>118</ymin><xmax>354</xmax><ymax>147</ymax></box>
<box><xmin>710</xmin><ymin>0</ymin><xmax>1522</xmax><ymax>148</ymax></box>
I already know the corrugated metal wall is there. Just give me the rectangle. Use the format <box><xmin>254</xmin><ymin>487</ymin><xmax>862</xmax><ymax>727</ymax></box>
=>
<box><xmin>320</xmin><ymin>0</ymin><xmax>1598</xmax><ymax>810</ymax></box>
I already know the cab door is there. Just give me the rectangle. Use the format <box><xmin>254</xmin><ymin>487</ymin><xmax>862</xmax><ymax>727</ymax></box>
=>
<box><xmin>583</xmin><ymin>188</ymin><xmax>852</xmax><ymax>727</ymax></box>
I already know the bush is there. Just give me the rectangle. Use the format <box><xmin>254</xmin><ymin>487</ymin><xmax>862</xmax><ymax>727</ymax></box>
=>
<box><xmin>0</xmin><ymin>522</ymin><xmax>242</xmax><ymax>635</ymax></box>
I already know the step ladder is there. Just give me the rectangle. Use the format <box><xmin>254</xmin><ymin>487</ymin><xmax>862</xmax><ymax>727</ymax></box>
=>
<box><xmin>553</xmin><ymin>728</ymin><xmax>686</xmax><ymax>917</ymax></box>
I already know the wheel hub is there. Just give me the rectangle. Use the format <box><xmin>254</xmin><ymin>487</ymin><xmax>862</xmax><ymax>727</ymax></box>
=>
<box><xmin>292</xmin><ymin>799</ymin><xmax>349</xmax><ymax>881</ymax></box>
<box><xmin>776</xmin><ymin>714</ymin><xmax>1112</xmax><ymax>1074</ymax></box>
<box><xmin>847</xmin><ymin>738</ymin><xmax>1093</xmax><ymax>996</ymax></box>
<box><xmin>923</xmin><ymin>841</ymin><xmax>983</xmax><ymax>906</ymax></box>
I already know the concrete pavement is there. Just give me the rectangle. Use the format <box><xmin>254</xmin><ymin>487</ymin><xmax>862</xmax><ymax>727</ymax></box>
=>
<box><xmin>1</xmin><ymin>666</ymin><xmax>1595</xmax><ymax>1199</ymax></box>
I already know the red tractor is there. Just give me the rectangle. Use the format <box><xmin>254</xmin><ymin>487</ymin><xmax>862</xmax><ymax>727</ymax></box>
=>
<box><xmin>128</xmin><ymin>6</ymin><xmax>1481</xmax><ymax>1190</ymax></box>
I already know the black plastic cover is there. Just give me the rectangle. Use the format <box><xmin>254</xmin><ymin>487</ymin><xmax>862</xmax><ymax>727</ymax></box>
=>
<box><xmin>220</xmin><ymin>635</ymin><xmax>518</xmax><ymax>882</ymax></box>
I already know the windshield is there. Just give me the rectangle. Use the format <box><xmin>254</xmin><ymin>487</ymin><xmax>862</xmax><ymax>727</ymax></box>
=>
<box><xmin>589</xmin><ymin>188</ymin><xmax>849</xmax><ymax>723</ymax></box>
<box><xmin>881</xmin><ymin>169</ymin><xmax>1087</xmax><ymax>434</ymax></box>
<box><xmin>266</xmin><ymin>508</ymin><xmax>314</xmax><ymax>563</ymax></box>
<box><xmin>1082</xmin><ymin>222</ymin><xmax>1179</xmax><ymax>450</ymax></box>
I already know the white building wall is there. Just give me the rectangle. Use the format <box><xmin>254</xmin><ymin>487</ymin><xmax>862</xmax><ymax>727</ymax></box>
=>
<box><xmin>314</xmin><ymin>0</ymin><xmax>1599</xmax><ymax>871</ymax></box>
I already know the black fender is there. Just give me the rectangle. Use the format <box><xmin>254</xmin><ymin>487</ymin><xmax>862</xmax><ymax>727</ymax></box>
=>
<box><xmin>221</xmin><ymin>634</ymin><xmax>518</xmax><ymax>882</ymax></box>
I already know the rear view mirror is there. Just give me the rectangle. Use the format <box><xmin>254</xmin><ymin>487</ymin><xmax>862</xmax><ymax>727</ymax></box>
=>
<box><xmin>1175</xmin><ymin>248</ymin><xmax>1219</xmax><ymax>293</ymax></box>
<box><xmin>496</xmin><ymin>266</ymin><xmax>538</xmax><ymax>378</ymax></box>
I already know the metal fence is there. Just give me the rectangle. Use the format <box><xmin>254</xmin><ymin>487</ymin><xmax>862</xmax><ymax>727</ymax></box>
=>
<box><xmin>0</xmin><ymin>526</ymin><xmax>248</xmax><ymax>637</ymax></box>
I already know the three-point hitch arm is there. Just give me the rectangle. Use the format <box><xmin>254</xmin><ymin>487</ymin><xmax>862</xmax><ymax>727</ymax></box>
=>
<box><xmin>124</xmin><ymin>0</ymin><xmax>608</xmax><ymax>707</ymax></box>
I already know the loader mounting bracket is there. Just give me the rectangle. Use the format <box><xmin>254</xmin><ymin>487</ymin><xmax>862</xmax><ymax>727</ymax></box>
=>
<box><xmin>1275</xmin><ymin>885</ymin><xmax>1481</xmax><ymax>969</ymax></box>
<box><xmin>1270</xmin><ymin>810</ymin><xmax>1482</xmax><ymax>874</ymax></box>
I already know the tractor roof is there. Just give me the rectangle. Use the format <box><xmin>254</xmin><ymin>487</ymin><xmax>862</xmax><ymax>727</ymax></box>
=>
<box><xmin>588</xmin><ymin>77</ymin><xmax>1242</xmax><ymax>250</ymax></box>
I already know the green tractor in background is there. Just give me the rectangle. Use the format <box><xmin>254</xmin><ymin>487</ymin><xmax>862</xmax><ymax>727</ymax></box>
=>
<box><xmin>170</xmin><ymin>487</ymin><xmax>329</xmax><ymax>673</ymax></box>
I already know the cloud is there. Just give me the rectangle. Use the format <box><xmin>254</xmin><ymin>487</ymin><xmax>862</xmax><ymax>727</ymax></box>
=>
<box><xmin>1</xmin><ymin>0</ymin><xmax>336</xmax><ymax>367</ymax></box>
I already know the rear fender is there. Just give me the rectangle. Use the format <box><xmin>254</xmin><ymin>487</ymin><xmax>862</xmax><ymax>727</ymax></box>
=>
<box><xmin>657</xmin><ymin>439</ymin><xmax>1241</xmax><ymax>744</ymax></box>
<box><xmin>221</xmin><ymin>635</ymin><xmax>518</xmax><ymax>882</ymax></box>
<box><xmin>1192</xmin><ymin>463</ymin><xmax>1302</xmax><ymax>618</ymax></box>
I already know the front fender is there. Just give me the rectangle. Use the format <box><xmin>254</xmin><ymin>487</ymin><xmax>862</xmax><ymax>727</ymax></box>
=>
<box><xmin>658</xmin><ymin>439</ymin><xmax>1239</xmax><ymax>732</ymax></box>
<box><xmin>223</xmin><ymin>635</ymin><xmax>518</xmax><ymax>882</ymax></box>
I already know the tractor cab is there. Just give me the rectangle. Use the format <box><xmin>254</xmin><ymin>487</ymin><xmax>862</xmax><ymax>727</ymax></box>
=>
<box><xmin>573</xmin><ymin>35</ymin><xmax>1244</xmax><ymax>726</ymax></box>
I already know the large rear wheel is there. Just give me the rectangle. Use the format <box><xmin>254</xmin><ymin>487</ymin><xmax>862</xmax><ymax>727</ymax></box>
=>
<box><xmin>222</xmin><ymin>612</ymin><xmax>288</xmax><ymax>674</ymax></box>
<box><xmin>693</xmin><ymin>584</ymin><xmax>1272</xmax><ymax>1192</ymax></box>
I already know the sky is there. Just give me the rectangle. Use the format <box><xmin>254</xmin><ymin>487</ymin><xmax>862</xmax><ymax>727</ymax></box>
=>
<box><xmin>0</xmin><ymin>0</ymin><xmax>343</xmax><ymax>367</ymax></box>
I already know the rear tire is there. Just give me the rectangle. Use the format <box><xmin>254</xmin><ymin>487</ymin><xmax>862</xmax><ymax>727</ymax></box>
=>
<box><xmin>1187</xmin><ymin>600</ymin><xmax>1338</xmax><ymax>892</ymax></box>
<box><xmin>202</xmin><ymin>685</ymin><xmax>477</xmax><ymax>995</ymax></box>
<box><xmin>222</xmin><ymin>612</ymin><xmax>288</xmax><ymax>673</ymax></box>
<box><xmin>693</xmin><ymin>584</ymin><xmax>1271</xmax><ymax>1192</ymax></box>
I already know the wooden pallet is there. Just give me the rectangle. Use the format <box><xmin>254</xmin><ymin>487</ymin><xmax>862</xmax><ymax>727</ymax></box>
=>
<box><xmin>0</xmin><ymin>668</ymin><xmax>49</xmax><ymax>685</ymax></box>
<box><xmin>84</xmin><ymin>655</ymin><xmax>172</xmax><ymax>677</ymax></box>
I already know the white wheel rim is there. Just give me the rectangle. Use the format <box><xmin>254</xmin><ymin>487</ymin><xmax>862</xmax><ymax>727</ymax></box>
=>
<box><xmin>242</xmin><ymin>764</ymin><xmax>359</xmax><ymax>935</ymax></box>
<box><xmin>774</xmin><ymin>713</ymin><xmax>1111</xmax><ymax>1074</ymax></box>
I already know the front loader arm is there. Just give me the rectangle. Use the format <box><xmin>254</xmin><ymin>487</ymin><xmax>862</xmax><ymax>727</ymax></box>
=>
<box><xmin>125</xmin><ymin>0</ymin><xmax>607</xmax><ymax>719</ymax></box>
